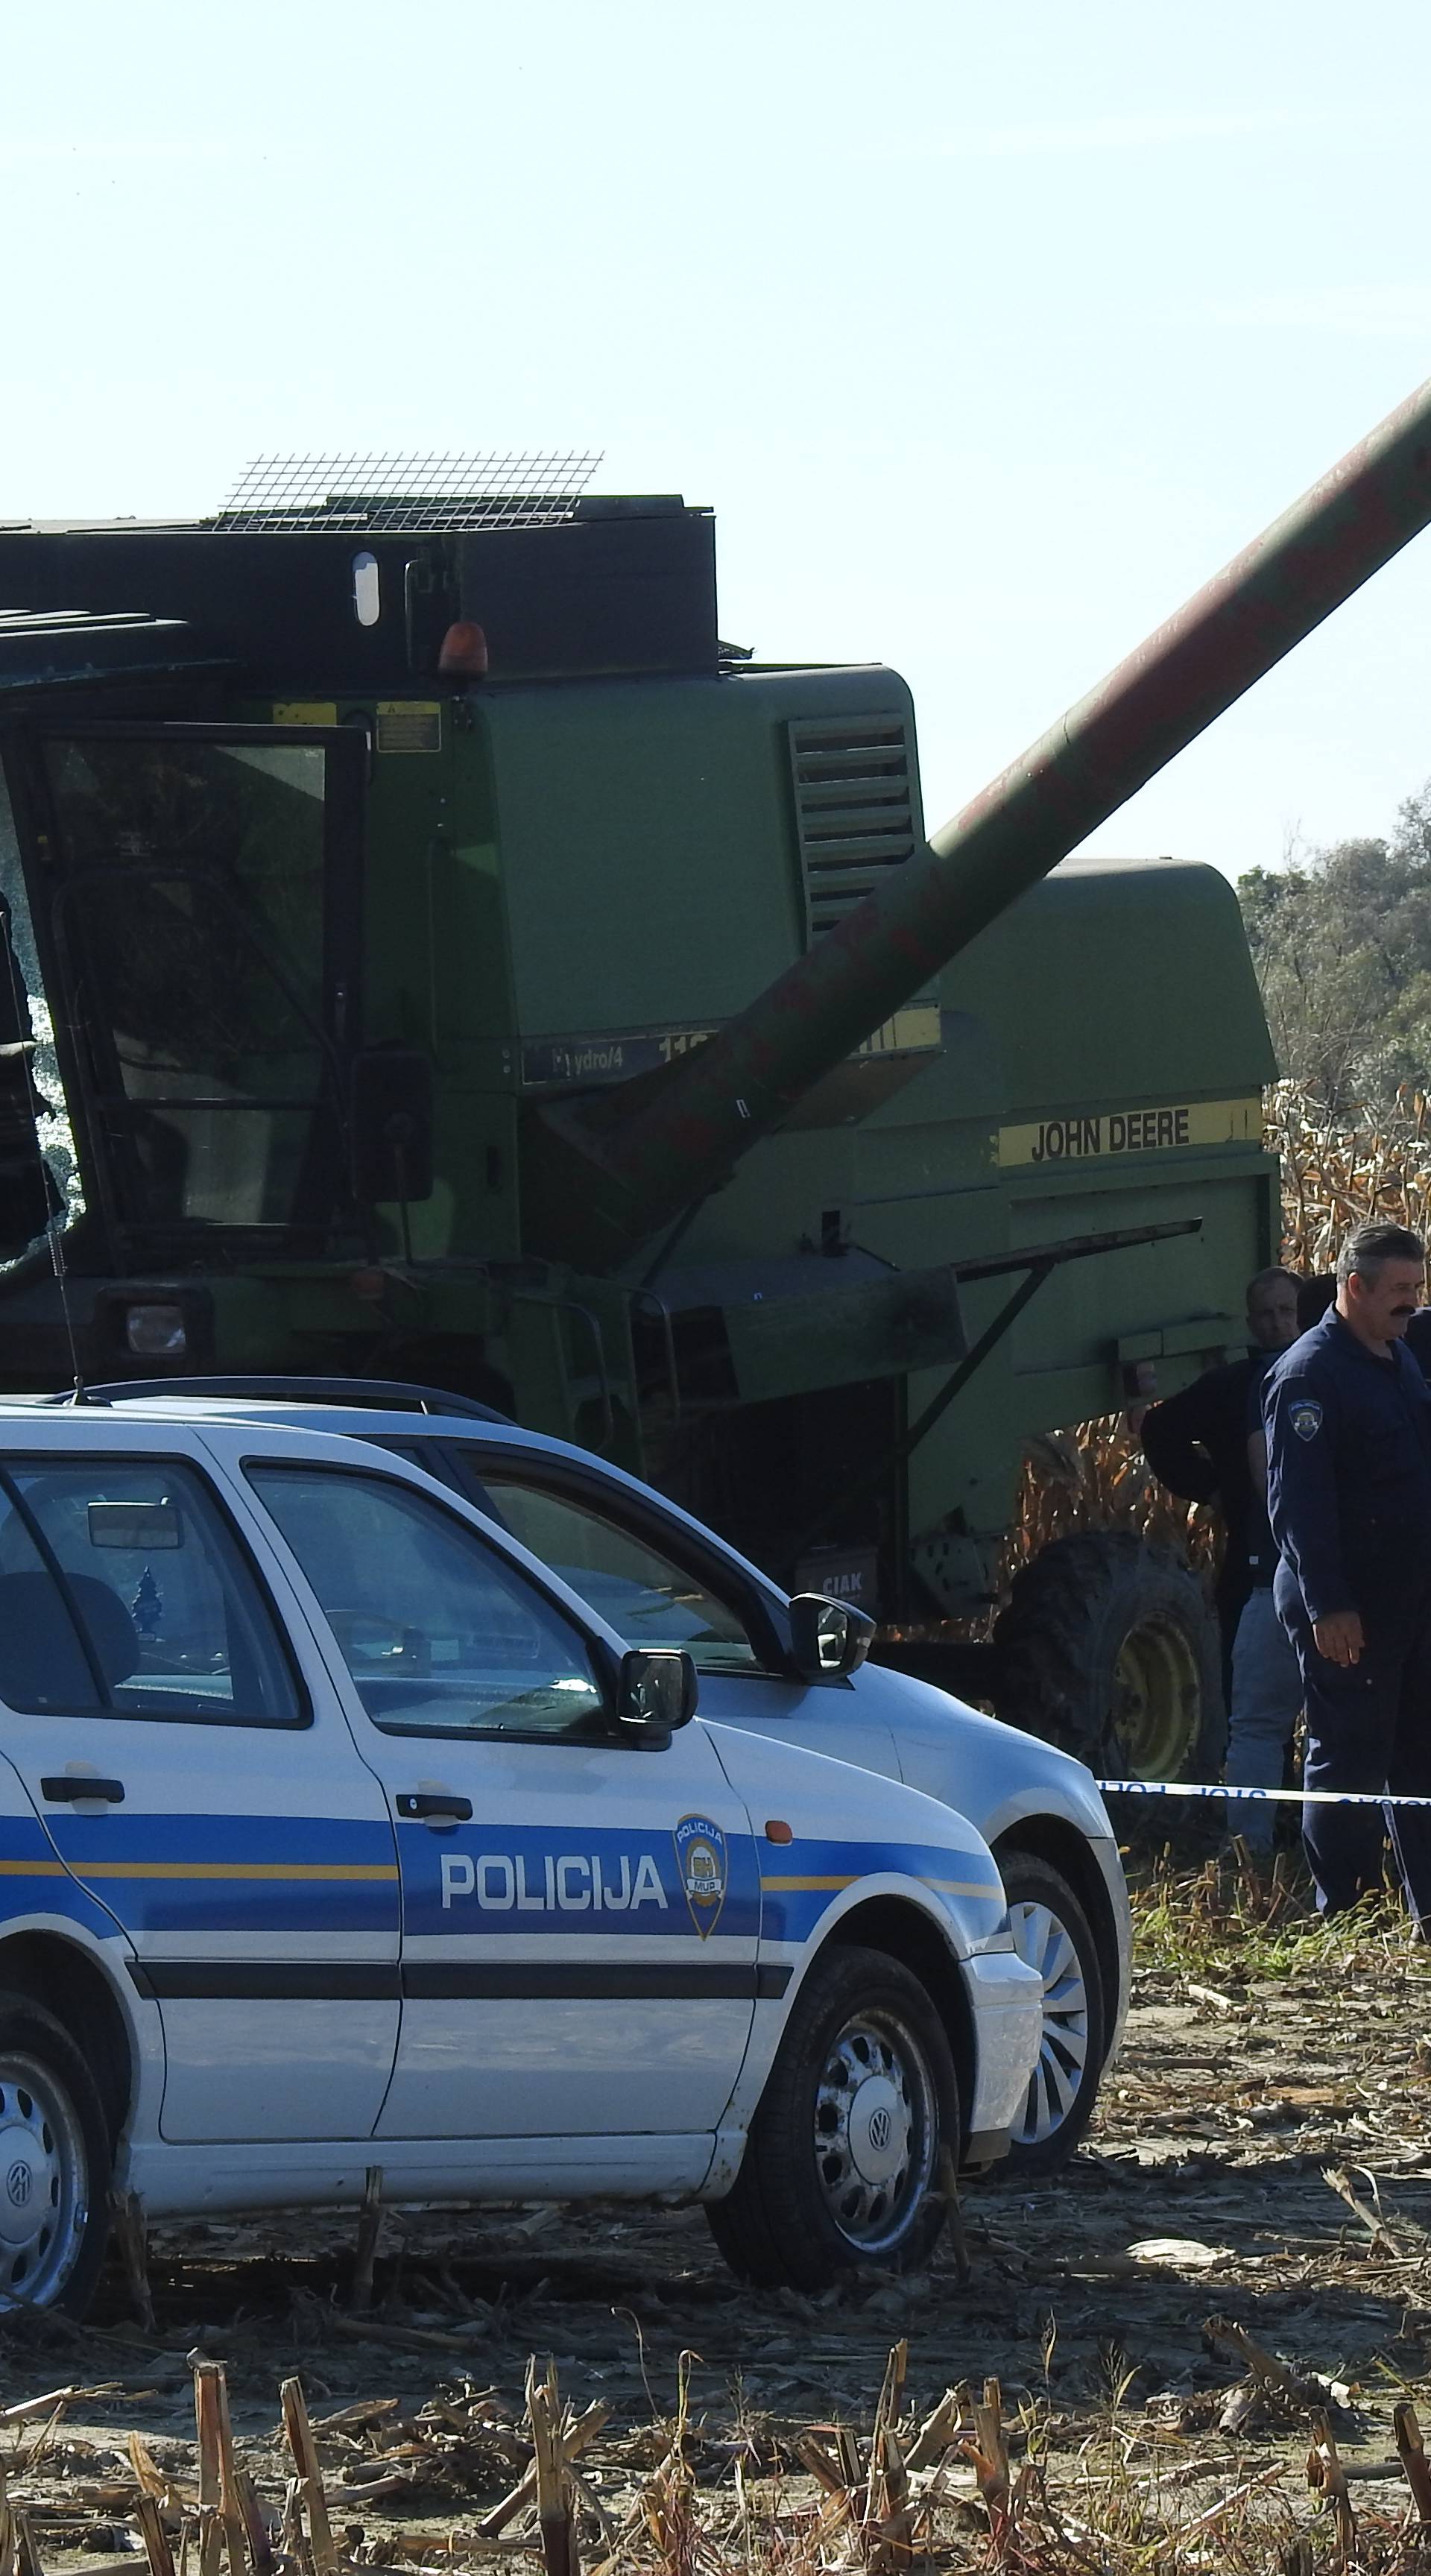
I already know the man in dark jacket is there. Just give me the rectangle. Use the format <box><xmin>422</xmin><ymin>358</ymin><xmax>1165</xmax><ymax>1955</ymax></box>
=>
<box><xmin>1142</xmin><ymin>1266</ymin><xmax>1301</xmax><ymax>1670</ymax></box>
<box><xmin>1403</xmin><ymin>1306</ymin><xmax>1431</xmax><ymax>1376</ymax></box>
<box><xmin>1265</xmin><ymin>1221</ymin><xmax>1431</xmax><ymax>1922</ymax></box>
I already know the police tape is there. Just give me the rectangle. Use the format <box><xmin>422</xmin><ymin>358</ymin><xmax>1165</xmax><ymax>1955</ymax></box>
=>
<box><xmin>1096</xmin><ymin>1778</ymin><xmax>1431</xmax><ymax>1809</ymax></box>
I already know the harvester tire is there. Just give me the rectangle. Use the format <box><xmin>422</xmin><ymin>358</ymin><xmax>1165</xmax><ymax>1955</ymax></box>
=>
<box><xmin>991</xmin><ymin>1530</ymin><xmax>1225</xmax><ymax>1784</ymax></box>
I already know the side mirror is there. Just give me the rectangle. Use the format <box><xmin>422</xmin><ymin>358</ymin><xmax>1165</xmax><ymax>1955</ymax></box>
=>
<box><xmin>350</xmin><ymin>1048</ymin><xmax>435</xmax><ymax>1205</ymax></box>
<box><xmin>788</xmin><ymin>1592</ymin><xmax>876</xmax><ymax>1681</ymax></box>
<box><xmin>616</xmin><ymin>1648</ymin><xmax>698</xmax><ymax>1747</ymax></box>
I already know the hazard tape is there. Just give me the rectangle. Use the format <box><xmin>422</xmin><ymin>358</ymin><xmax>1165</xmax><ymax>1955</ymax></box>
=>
<box><xmin>1097</xmin><ymin>1778</ymin><xmax>1431</xmax><ymax>1810</ymax></box>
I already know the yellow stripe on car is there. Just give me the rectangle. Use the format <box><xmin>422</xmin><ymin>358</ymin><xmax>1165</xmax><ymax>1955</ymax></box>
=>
<box><xmin>759</xmin><ymin>1874</ymin><xmax>858</xmax><ymax>1892</ymax></box>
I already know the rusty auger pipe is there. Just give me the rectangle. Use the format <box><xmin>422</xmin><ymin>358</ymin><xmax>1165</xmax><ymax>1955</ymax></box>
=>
<box><xmin>524</xmin><ymin>372</ymin><xmax>1431</xmax><ymax>1266</ymax></box>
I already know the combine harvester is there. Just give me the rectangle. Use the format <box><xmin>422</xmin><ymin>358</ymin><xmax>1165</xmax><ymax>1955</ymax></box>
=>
<box><xmin>0</xmin><ymin>385</ymin><xmax>1427</xmax><ymax>1774</ymax></box>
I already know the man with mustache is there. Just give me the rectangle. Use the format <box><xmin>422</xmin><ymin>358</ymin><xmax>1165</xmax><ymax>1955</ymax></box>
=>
<box><xmin>1265</xmin><ymin>1222</ymin><xmax>1431</xmax><ymax>1922</ymax></box>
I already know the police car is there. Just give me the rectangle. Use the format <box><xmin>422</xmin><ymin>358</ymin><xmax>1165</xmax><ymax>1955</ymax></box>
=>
<box><xmin>53</xmin><ymin>1386</ymin><xmax>1132</xmax><ymax>2188</ymax></box>
<box><xmin>0</xmin><ymin>1399</ymin><xmax>1048</xmax><ymax>2316</ymax></box>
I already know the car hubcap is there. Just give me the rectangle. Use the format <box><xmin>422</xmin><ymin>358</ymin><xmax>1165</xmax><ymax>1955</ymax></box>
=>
<box><xmin>1008</xmin><ymin>1901</ymin><xmax>1090</xmax><ymax>2147</ymax></box>
<box><xmin>0</xmin><ymin>2055</ymin><xmax>87</xmax><ymax>2308</ymax></box>
<box><xmin>1111</xmin><ymin>1617</ymin><xmax>1201</xmax><ymax>1778</ymax></box>
<box><xmin>812</xmin><ymin>2010</ymin><xmax>935</xmax><ymax>2252</ymax></box>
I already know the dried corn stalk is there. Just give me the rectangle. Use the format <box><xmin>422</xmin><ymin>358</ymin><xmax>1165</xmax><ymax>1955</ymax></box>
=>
<box><xmin>1007</xmin><ymin>1080</ymin><xmax>1430</xmax><ymax>1586</ymax></box>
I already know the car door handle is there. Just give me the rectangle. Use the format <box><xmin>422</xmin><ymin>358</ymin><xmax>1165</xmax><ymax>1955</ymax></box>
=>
<box><xmin>40</xmin><ymin>1775</ymin><xmax>125</xmax><ymax>1805</ymax></box>
<box><xmin>396</xmin><ymin>1793</ymin><xmax>473</xmax><ymax>1822</ymax></box>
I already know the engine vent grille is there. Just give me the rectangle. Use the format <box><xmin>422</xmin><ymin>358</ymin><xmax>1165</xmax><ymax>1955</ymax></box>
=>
<box><xmin>787</xmin><ymin>715</ymin><xmax>918</xmax><ymax>938</ymax></box>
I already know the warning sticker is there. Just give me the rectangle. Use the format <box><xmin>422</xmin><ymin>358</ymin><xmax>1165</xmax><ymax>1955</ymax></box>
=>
<box><xmin>272</xmin><ymin>702</ymin><xmax>338</xmax><ymax>727</ymax></box>
<box><xmin>376</xmin><ymin>702</ymin><xmax>442</xmax><ymax>754</ymax></box>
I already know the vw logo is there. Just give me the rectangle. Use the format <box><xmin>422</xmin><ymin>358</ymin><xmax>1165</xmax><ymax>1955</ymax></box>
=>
<box><xmin>867</xmin><ymin>2106</ymin><xmax>893</xmax><ymax>2153</ymax></box>
<box><xmin>6</xmin><ymin>2160</ymin><xmax>31</xmax><ymax>2208</ymax></box>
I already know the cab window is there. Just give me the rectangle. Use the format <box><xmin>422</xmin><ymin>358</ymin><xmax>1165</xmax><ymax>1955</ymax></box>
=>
<box><xmin>0</xmin><ymin>1457</ymin><xmax>303</xmax><ymax>1726</ymax></box>
<box><xmin>247</xmin><ymin>1465</ymin><xmax>607</xmax><ymax>1740</ymax></box>
<box><xmin>463</xmin><ymin>1467</ymin><xmax>763</xmax><ymax>1675</ymax></box>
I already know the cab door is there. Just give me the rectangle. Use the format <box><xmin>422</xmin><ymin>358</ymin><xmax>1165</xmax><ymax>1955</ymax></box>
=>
<box><xmin>27</xmin><ymin>720</ymin><xmax>364</xmax><ymax>1256</ymax></box>
<box><xmin>244</xmin><ymin>1455</ymin><xmax>759</xmax><ymax>2143</ymax></box>
<box><xmin>0</xmin><ymin>1424</ymin><xmax>401</xmax><ymax>2144</ymax></box>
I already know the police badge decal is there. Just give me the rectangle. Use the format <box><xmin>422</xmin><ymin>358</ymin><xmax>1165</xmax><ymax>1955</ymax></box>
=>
<box><xmin>1291</xmin><ymin>1401</ymin><xmax>1324</xmax><ymax>1442</ymax></box>
<box><xmin>674</xmin><ymin>1813</ymin><xmax>728</xmax><ymax>1938</ymax></box>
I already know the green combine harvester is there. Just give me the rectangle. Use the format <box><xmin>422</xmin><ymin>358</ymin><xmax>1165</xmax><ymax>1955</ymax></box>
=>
<box><xmin>0</xmin><ymin>382</ymin><xmax>1428</xmax><ymax>1778</ymax></box>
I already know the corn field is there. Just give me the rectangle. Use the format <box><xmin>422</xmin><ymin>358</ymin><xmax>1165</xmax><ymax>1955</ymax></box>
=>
<box><xmin>1270</xmin><ymin>1079</ymin><xmax>1431</xmax><ymax>1270</ymax></box>
<box><xmin>1012</xmin><ymin>1078</ymin><xmax>1431</xmax><ymax>1571</ymax></box>
<box><xmin>17</xmin><ymin>2333</ymin><xmax>1431</xmax><ymax>2576</ymax></box>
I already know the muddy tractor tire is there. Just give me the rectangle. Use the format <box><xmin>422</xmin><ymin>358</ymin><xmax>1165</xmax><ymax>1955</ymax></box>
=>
<box><xmin>991</xmin><ymin>1530</ymin><xmax>1225</xmax><ymax>1783</ymax></box>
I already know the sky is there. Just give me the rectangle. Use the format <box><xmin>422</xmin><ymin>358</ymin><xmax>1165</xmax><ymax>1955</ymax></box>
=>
<box><xmin>2</xmin><ymin>0</ymin><xmax>1430</xmax><ymax>883</ymax></box>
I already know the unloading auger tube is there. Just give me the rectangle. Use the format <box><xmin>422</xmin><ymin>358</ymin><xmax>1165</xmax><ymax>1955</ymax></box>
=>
<box><xmin>522</xmin><ymin>370</ymin><xmax>1431</xmax><ymax>1268</ymax></box>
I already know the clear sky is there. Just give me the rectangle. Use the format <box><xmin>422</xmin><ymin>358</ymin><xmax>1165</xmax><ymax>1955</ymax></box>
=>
<box><xmin>3</xmin><ymin>0</ymin><xmax>1430</xmax><ymax>883</ymax></box>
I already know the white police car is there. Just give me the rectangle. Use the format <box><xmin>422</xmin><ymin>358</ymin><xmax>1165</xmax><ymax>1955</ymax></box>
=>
<box><xmin>58</xmin><ymin>1382</ymin><xmax>1133</xmax><ymax>2188</ymax></box>
<box><xmin>0</xmin><ymin>1401</ymin><xmax>1045</xmax><ymax>2315</ymax></box>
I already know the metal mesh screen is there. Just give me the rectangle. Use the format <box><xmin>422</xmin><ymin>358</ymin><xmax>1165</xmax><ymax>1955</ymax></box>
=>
<box><xmin>215</xmin><ymin>451</ymin><xmax>603</xmax><ymax>533</ymax></box>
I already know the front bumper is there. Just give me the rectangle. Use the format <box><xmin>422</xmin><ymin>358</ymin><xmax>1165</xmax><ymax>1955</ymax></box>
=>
<box><xmin>1087</xmin><ymin>1834</ymin><xmax>1134</xmax><ymax>2067</ymax></box>
<box><xmin>960</xmin><ymin>1947</ymin><xmax>1043</xmax><ymax>2151</ymax></box>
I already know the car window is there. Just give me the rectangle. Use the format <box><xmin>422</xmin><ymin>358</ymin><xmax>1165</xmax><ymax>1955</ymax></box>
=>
<box><xmin>0</xmin><ymin>1457</ymin><xmax>303</xmax><ymax>1726</ymax></box>
<box><xmin>247</xmin><ymin>1465</ymin><xmax>607</xmax><ymax>1740</ymax></box>
<box><xmin>469</xmin><ymin>1468</ymin><xmax>763</xmax><ymax>1674</ymax></box>
<box><xmin>371</xmin><ymin>1437</ymin><xmax>468</xmax><ymax>1497</ymax></box>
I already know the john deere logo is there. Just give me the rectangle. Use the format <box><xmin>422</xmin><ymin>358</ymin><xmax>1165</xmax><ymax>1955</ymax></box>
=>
<box><xmin>6</xmin><ymin>2160</ymin><xmax>31</xmax><ymax>2208</ymax></box>
<box><xmin>673</xmin><ymin>1813</ymin><xmax>727</xmax><ymax>1939</ymax></box>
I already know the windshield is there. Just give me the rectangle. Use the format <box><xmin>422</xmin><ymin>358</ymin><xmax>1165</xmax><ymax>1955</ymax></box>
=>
<box><xmin>471</xmin><ymin>1471</ymin><xmax>764</xmax><ymax>1673</ymax></box>
<box><xmin>42</xmin><ymin>733</ymin><xmax>345</xmax><ymax>1239</ymax></box>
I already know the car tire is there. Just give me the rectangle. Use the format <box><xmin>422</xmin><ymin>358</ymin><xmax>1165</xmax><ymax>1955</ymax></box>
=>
<box><xmin>706</xmin><ymin>1944</ymin><xmax>958</xmax><ymax>2290</ymax></box>
<box><xmin>0</xmin><ymin>1992</ymin><xmax>112</xmax><ymax>2317</ymax></box>
<box><xmin>992</xmin><ymin>1529</ymin><xmax>1225</xmax><ymax>1783</ymax></box>
<box><xmin>996</xmin><ymin>1854</ymin><xmax>1106</xmax><ymax>2176</ymax></box>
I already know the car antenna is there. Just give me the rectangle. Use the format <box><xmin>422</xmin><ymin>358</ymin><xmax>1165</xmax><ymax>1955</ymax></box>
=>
<box><xmin>0</xmin><ymin>923</ymin><xmax>83</xmax><ymax>1400</ymax></box>
<box><xmin>48</xmin><ymin>1199</ymin><xmax>83</xmax><ymax>1402</ymax></box>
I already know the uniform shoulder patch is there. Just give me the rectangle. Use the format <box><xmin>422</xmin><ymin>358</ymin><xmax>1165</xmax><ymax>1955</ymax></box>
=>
<box><xmin>1289</xmin><ymin>1399</ymin><xmax>1324</xmax><ymax>1442</ymax></box>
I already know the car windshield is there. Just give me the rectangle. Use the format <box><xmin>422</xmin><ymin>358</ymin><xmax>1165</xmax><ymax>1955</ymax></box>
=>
<box><xmin>472</xmin><ymin>1472</ymin><xmax>763</xmax><ymax>1674</ymax></box>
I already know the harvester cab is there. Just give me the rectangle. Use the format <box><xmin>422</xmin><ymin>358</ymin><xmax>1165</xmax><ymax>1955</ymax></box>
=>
<box><xmin>0</xmin><ymin>387</ymin><xmax>1427</xmax><ymax>1778</ymax></box>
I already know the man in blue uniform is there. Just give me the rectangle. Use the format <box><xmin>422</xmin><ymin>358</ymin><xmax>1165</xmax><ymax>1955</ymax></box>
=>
<box><xmin>1265</xmin><ymin>1221</ymin><xmax>1431</xmax><ymax>1922</ymax></box>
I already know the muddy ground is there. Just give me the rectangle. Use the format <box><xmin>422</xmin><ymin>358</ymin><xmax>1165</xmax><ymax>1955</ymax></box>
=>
<box><xmin>5</xmin><ymin>1872</ymin><xmax>1431</xmax><ymax>2561</ymax></box>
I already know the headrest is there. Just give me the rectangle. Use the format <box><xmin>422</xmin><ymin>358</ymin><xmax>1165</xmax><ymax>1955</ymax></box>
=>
<box><xmin>0</xmin><ymin>1568</ymin><xmax>139</xmax><ymax>1707</ymax></box>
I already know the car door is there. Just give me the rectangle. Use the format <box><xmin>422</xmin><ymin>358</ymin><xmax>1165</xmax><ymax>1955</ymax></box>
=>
<box><xmin>241</xmin><ymin>1455</ymin><xmax>759</xmax><ymax>2143</ymax></box>
<box><xmin>424</xmin><ymin>1439</ymin><xmax>904</xmax><ymax>1778</ymax></box>
<box><xmin>0</xmin><ymin>1424</ymin><xmax>401</xmax><ymax>2144</ymax></box>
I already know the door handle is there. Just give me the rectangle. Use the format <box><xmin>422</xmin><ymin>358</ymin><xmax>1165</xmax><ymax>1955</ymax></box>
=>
<box><xmin>40</xmin><ymin>1776</ymin><xmax>125</xmax><ymax>1805</ymax></box>
<box><xmin>396</xmin><ymin>1792</ymin><xmax>473</xmax><ymax>1822</ymax></box>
